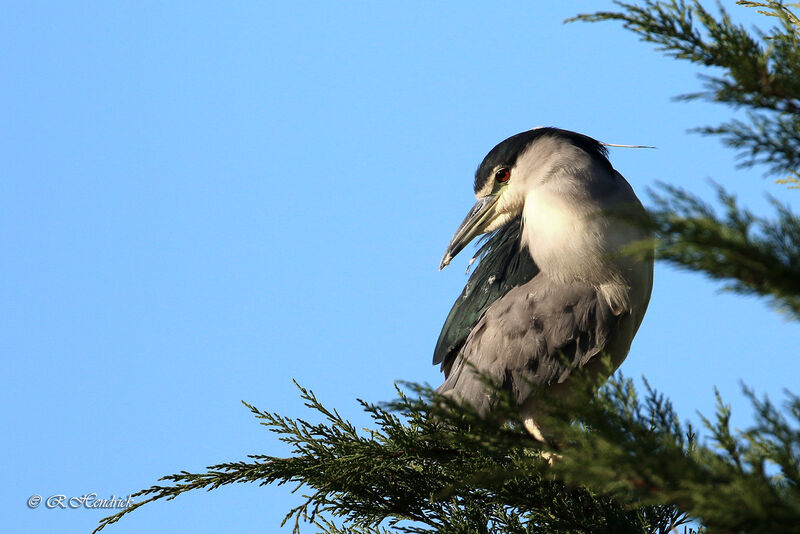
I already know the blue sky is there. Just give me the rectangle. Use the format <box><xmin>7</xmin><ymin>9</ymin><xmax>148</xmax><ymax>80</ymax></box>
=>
<box><xmin>4</xmin><ymin>2</ymin><xmax>797</xmax><ymax>533</ymax></box>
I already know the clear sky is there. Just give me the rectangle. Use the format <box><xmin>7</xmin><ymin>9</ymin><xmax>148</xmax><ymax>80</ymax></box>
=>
<box><xmin>4</xmin><ymin>2</ymin><xmax>797</xmax><ymax>533</ymax></box>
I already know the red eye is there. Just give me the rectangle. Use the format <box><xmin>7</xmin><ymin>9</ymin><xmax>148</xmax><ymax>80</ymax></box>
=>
<box><xmin>495</xmin><ymin>168</ymin><xmax>510</xmax><ymax>183</ymax></box>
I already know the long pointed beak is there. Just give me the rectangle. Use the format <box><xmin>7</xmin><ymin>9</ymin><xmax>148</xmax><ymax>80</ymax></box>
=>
<box><xmin>440</xmin><ymin>194</ymin><xmax>500</xmax><ymax>270</ymax></box>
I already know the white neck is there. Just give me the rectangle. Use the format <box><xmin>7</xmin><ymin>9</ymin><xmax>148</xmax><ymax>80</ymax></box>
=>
<box><xmin>521</xmin><ymin>187</ymin><xmax>640</xmax><ymax>313</ymax></box>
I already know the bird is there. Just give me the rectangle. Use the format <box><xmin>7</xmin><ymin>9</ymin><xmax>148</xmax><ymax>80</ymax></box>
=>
<box><xmin>434</xmin><ymin>127</ymin><xmax>653</xmax><ymax>441</ymax></box>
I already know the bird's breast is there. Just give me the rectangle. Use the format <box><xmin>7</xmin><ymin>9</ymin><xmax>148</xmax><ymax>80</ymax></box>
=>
<box><xmin>521</xmin><ymin>190</ymin><xmax>609</xmax><ymax>282</ymax></box>
<box><xmin>521</xmin><ymin>187</ymin><xmax>653</xmax><ymax>316</ymax></box>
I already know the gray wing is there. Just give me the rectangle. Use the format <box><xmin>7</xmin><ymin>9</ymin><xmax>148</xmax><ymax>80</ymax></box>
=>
<box><xmin>436</xmin><ymin>277</ymin><xmax>620</xmax><ymax>415</ymax></box>
<box><xmin>433</xmin><ymin>216</ymin><xmax>539</xmax><ymax>370</ymax></box>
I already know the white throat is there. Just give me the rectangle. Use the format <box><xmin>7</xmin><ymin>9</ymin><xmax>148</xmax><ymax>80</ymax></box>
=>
<box><xmin>521</xmin><ymin>189</ymin><xmax>606</xmax><ymax>280</ymax></box>
<box><xmin>521</xmin><ymin>188</ymin><xmax>637</xmax><ymax>313</ymax></box>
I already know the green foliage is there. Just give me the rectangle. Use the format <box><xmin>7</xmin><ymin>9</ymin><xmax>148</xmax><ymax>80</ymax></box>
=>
<box><xmin>94</xmin><ymin>378</ymin><xmax>689</xmax><ymax>534</ymax></box>
<box><xmin>569</xmin><ymin>1</ymin><xmax>800</xmax><ymax>175</ymax></box>
<box><xmin>619</xmin><ymin>181</ymin><xmax>800</xmax><ymax>318</ymax></box>
<box><xmin>94</xmin><ymin>373</ymin><xmax>800</xmax><ymax>533</ymax></box>
<box><xmin>570</xmin><ymin>1</ymin><xmax>800</xmax><ymax>318</ymax></box>
<box><xmin>546</xmin><ymin>377</ymin><xmax>800</xmax><ymax>534</ymax></box>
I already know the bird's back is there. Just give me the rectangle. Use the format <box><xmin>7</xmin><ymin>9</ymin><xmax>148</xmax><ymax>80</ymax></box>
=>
<box><xmin>436</xmin><ymin>273</ymin><xmax>624</xmax><ymax>415</ymax></box>
<box><xmin>433</xmin><ymin>216</ymin><xmax>539</xmax><ymax>375</ymax></box>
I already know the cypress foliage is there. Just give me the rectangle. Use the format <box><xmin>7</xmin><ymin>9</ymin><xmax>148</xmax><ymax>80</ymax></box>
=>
<box><xmin>569</xmin><ymin>0</ymin><xmax>800</xmax><ymax>175</ymax></box>
<box><xmin>94</xmin><ymin>377</ymin><xmax>691</xmax><ymax>534</ymax></box>
<box><xmin>96</xmin><ymin>2</ymin><xmax>800</xmax><ymax>533</ymax></box>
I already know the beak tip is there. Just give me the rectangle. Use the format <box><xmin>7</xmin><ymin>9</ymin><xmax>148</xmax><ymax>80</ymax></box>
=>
<box><xmin>438</xmin><ymin>194</ymin><xmax>499</xmax><ymax>273</ymax></box>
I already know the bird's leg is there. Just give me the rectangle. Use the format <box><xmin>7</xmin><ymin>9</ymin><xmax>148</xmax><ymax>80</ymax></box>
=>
<box><xmin>522</xmin><ymin>417</ymin><xmax>563</xmax><ymax>465</ymax></box>
<box><xmin>521</xmin><ymin>383</ymin><xmax>577</xmax><ymax>464</ymax></box>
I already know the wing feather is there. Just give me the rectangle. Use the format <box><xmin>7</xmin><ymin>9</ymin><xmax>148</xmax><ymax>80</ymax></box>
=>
<box><xmin>433</xmin><ymin>216</ymin><xmax>539</xmax><ymax>370</ymax></box>
<box><xmin>436</xmin><ymin>277</ymin><xmax>620</xmax><ymax>415</ymax></box>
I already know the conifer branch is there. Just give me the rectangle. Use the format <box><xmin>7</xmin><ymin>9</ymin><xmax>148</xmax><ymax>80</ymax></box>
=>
<box><xmin>95</xmin><ymin>378</ymin><xmax>690</xmax><ymax>534</ymax></box>
<box><xmin>571</xmin><ymin>0</ymin><xmax>800</xmax><ymax>319</ymax></box>
<box><xmin>635</xmin><ymin>182</ymin><xmax>800</xmax><ymax>319</ymax></box>
<box><xmin>547</xmin><ymin>376</ymin><xmax>800</xmax><ymax>534</ymax></box>
<box><xmin>568</xmin><ymin>1</ymin><xmax>800</xmax><ymax>174</ymax></box>
<box><xmin>95</xmin><ymin>373</ymin><xmax>800</xmax><ymax>533</ymax></box>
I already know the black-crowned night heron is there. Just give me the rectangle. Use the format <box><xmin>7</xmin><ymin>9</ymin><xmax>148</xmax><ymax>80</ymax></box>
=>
<box><xmin>434</xmin><ymin>127</ymin><xmax>653</xmax><ymax>440</ymax></box>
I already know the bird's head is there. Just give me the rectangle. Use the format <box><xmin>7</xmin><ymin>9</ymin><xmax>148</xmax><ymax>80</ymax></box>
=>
<box><xmin>439</xmin><ymin>127</ymin><xmax>613</xmax><ymax>270</ymax></box>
